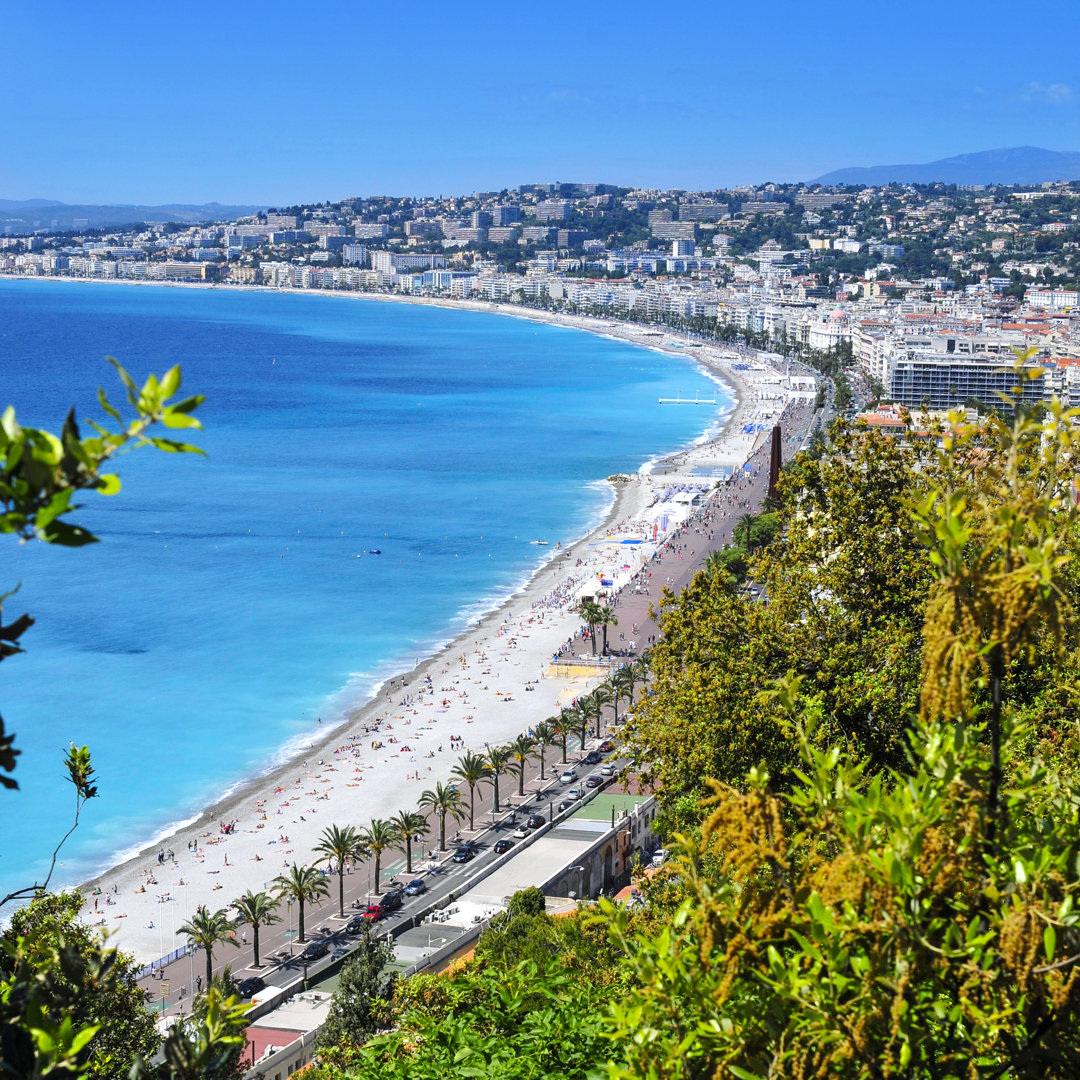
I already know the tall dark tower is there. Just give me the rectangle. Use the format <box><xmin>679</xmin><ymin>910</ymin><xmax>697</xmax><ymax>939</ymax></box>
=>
<box><xmin>768</xmin><ymin>424</ymin><xmax>782</xmax><ymax>501</ymax></box>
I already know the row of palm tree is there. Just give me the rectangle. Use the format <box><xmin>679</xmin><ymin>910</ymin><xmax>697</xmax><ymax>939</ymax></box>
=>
<box><xmin>177</xmin><ymin>654</ymin><xmax>653</xmax><ymax>985</ymax></box>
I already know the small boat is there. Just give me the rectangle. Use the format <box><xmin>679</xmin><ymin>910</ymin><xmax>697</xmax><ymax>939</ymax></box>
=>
<box><xmin>368</xmin><ymin>549</ymin><xmax>382</xmax><ymax>555</ymax></box>
<box><xmin>530</xmin><ymin>539</ymin><xmax>549</xmax><ymax>546</ymax></box>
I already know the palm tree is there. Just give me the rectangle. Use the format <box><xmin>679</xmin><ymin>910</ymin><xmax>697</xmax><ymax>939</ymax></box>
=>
<box><xmin>313</xmin><ymin>823</ymin><xmax>367</xmax><ymax>918</ymax></box>
<box><xmin>450</xmin><ymin>750</ymin><xmax>491</xmax><ymax>831</ymax></box>
<box><xmin>590</xmin><ymin>685</ymin><xmax>614</xmax><ymax>739</ymax></box>
<box><xmin>580</xmin><ymin>698</ymin><xmax>598</xmax><ymax>747</ymax></box>
<box><xmin>483</xmin><ymin>744</ymin><xmax>514</xmax><ymax>814</ymax></box>
<box><xmin>272</xmin><ymin>863</ymin><xmax>329</xmax><ymax>944</ymax></box>
<box><xmin>418</xmin><ymin>781</ymin><xmax>466</xmax><ymax>852</ymax></box>
<box><xmin>508</xmin><ymin>732</ymin><xmax>537</xmax><ymax>796</ymax></box>
<box><xmin>177</xmin><ymin>904</ymin><xmax>238</xmax><ymax>988</ymax></box>
<box><xmin>232</xmin><ymin>889</ymin><xmax>281</xmax><ymax>969</ymax></box>
<box><xmin>389</xmin><ymin>809</ymin><xmax>428</xmax><ymax>875</ymax></box>
<box><xmin>596</xmin><ymin>606</ymin><xmax>618</xmax><ymax>655</ymax></box>
<box><xmin>557</xmin><ymin>708</ymin><xmax>575</xmax><ymax>763</ymax></box>
<box><xmin>611</xmin><ymin>666</ymin><xmax>635</xmax><ymax>723</ymax></box>
<box><xmin>532</xmin><ymin>719</ymin><xmax>559</xmax><ymax>780</ymax></box>
<box><xmin>737</xmin><ymin>512</ymin><xmax>756</xmax><ymax>552</ymax></box>
<box><xmin>358</xmin><ymin>818</ymin><xmax>395</xmax><ymax>895</ymax></box>
<box><xmin>577</xmin><ymin>598</ymin><xmax>605</xmax><ymax>655</ymax></box>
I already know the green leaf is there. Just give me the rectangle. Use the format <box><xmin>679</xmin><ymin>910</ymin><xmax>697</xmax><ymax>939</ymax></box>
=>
<box><xmin>97</xmin><ymin>474</ymin><xmax>122</xmax><ymax>495</ymax></box>
<box><xmin>1044</xmin><ymin>924</ymin><xmax>1056</xmax><ymax>963</ymax></box>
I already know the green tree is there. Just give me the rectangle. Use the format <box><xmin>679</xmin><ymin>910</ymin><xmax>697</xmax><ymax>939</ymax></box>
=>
<box><xmin>231</xmin><ymin>890</ymin><xmax>281</xmax><ymax>970</ymax></box>
<box><xmin>596</xmin><ymin>605</ymin><xmax>618</xmax><ymax>654</ymax></box>
<box><xmin>176</xmin><ymin>906</ymin><xmax>240</xmax><ymax>993</ymax></box>
<box><xmin>482</xmin><ymin>744</ymin><xmax>514</xmax><ymax>814</ymax></box>
<box><xmin>532</xmin><ymin>719</ymin><xmax>559</xmax><ymax>780</ymax></box>
<box><xmin>358</xmin><ymin>818</ymin><xmax>395</xmax><ymax>895</ymax></box>
<box><xmin>315</xmin><ymin>924</ymin><xmax>395</xmax><ymax>1053</ymax></box>
<box><xmin>271</xmin><ymin>863</ymin><xmax>328</xmax><ymax>944</ymax></box>
<box><xmin>450</xmin><ymin>751</ymin><xmax>491</xmax><ymax>831</ymax></box>
<box><xmin>577</xmin><ymin>598</ymin><xmax>605</xmax><ymax>656</ymax></box>
<box><xmin>736</xmin><ymin>511</ymin><xmax>756</xmax><ymax>552</ymax></box>
<box><xmin>417</xmin><ymin>782</ymin><xmax>466</xmax><ymax>853</ymax></box>
<box><xmin>313</xmin><ymin>824</ymin><xmax>366</xmax><ymax>918</ymax></box>
<box><xmin>0</xmin><ymin>891</ymin><xmax>159</xmax><ymax>1078</ymax></box>
<box><xmin>589</xmin><ymin>686</ymin><xmax>614</xmax><ymax>739</ymax></box>
<box><xmin>388</xmin><ymin>809</ymin><xmax>428</xmax><ymax>875</ymax></box>
<box><xmin>508</xmin><ymin>732</ymin><xmax>537</xmax><ymax>797</ymax></box>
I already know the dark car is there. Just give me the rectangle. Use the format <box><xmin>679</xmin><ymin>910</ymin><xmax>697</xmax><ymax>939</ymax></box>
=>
<box><xmin>300</xmin><ymin>940</ymin><xmax>329</xmax><ymax>961</ymax></box>
<box><xmin>557</xmin><ymin>799</ymin><xmax>573</xmax><ymax>812</ymax></box>
<box><xmin>403</xmin><ymin>878</ymin><xmax>426</xmax><ymax>896</ymax></box>
<box><xmin>585</xmin><ymin>775</ymin><xmax>603</xmax><ymax>789</ymax></box>
<box><xmin>331</xmin><ymin>946</ymin><xmax>349</xmax><ymax>960</ymax></box>
<box><xmin>344</xmin><ymin>914</ymin><xmax>366</xmax><ymax>934</ymax></box>
<box><xmin>583</xmin><ymin>750</ymin><xmax>601</xmax><ymax>765</ymax></box>
<box><xmin>493</xmin><ymin>838</ymin><xmax>514</xmax><ymax>854</ymax></box>
<box><xmin>364</xmin><ymin>889</ymin><xmax>404</xmax><ymax>919</ymax></box>
<box><xmin>526</xmin><ymin>813</ymin><xmax>546</xmax><ymax>829</ymax></box>
<box><xmin>451</xmin><ymin>844</ymin><xmax>476</xmax><ymax>863</ymax></box>
<box><xmin>237</xmin><ymin>976</ymin><xmax>265</xmax><ymax>999</ymax></box>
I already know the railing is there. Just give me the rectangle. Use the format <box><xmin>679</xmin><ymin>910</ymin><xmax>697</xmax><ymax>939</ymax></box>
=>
<box><xmin>135</xmin><ymin>943</ymin><xmax>198</xmax><ymax>981</ymax></box>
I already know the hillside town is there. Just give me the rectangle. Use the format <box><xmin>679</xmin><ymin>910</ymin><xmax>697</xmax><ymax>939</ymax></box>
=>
<box><xmin>5</xmin><ymin>179</ymin><xmax>1080</xmax><ymax>410</ymax></box>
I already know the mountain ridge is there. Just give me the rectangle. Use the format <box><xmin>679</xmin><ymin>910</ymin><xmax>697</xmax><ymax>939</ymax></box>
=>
<box><xmin>0</xmin><ymin>199</ymin><xmax>267</xmax><ymax>233</ymax></box>
<box><xmin>812</xmin><ymin>146</ymin><xmax>1080</xmax><ymax>187</ymax></box>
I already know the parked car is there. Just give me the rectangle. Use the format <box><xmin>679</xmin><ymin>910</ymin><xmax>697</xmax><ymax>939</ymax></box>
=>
<box><xmin>493</xmin><ymin>838</ymin><xmax>515</xmax><ymax>854</ymax></box>
<box><xmin>403</xmin><ymin>878</ymin><xmax>426</xmax><ymax>896</ymax></box>
<box><xmin>300</xmin><ymin>940</ymin><xmax>329</xmax><ymax>961</ymax></box>
<box><xmin>452</xmin><ymin>844</ymin><xmax>476</xmax><ymax>863</ymax></box>
<box><xmin>566</xmin><ymin>787</ymin><xmax>582</xmax><ymax>801</ymax></box>
<box><xmin>344</xmin><ymin>914</ymin><xmax>366</xmax><ymax>934</ymax></box>
<box><xmin>600</xmin><ymin>763</ymin><xmax>616</xmax><ymax>776</ymax></box>
<box><xmin>559</xmin><ymin>770</ymin><xmax>576</xmax><ymax>783</ymax></box>
<box><xmin>598</xmin><ymin>741</ymin><xmax>615</xmax><ymax>753</ymax></box>
<box><xmin>526</xmin><ymin>813</ymin><xmax>546</xmax><ymax>829</ymax></box>
<box><xmin>585</xmin><ymin>775</ymin><xmax>603</xmax><ymax>789</ymax></box>
<box><xmin>238</xmin><ymin>976</ymin><xmax>265</xmax><ymax>999</ymax></box>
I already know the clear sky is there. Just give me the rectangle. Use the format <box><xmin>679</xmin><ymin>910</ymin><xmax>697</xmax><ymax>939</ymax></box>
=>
<box><xmin>4</xmin><ymin>0</ymin><xmax>1079</xmax><ymax>205</ymax></box>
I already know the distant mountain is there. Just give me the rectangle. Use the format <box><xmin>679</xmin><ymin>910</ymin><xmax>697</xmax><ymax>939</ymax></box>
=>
<box><xmin>812</xmin><ymin>147</ymin><xmax>1080</xmax><ymax>187</ymax></box>
<box><xmin>0</xmin><ymin>200</ymin><xmax>267</xmax><ymax>234</ymax></box>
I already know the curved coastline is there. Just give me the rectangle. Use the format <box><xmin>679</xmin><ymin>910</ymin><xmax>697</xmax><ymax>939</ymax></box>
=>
<box><xmin>10</xmin><ymin>278</ymin><xmax>778</xmax><ymax>960</ymax></box>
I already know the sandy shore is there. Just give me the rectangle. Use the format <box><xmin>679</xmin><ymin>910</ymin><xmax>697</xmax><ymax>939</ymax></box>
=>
<box><xmin>60</xmin><ymin>288</ymin><xmax>808</xmax><ymax>963</ymax></box>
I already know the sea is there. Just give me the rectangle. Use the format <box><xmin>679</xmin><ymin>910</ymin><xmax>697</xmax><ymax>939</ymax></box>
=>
<box><xmin>0</xmin><ymin>280</ymin><xmax>728</xmax><ymax>902</ymax></box>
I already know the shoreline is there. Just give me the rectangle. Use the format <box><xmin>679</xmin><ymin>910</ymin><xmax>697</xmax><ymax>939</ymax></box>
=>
<box><xmin>6</xmin><ymin>278</ymin><xmax>797</xmax><ymax>962</ymax></box>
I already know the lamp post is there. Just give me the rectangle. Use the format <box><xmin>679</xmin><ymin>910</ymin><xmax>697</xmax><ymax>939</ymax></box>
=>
<box><xmin>567</xmin><ymin>864</ymin><xmax>585</xmax><ymax>901</ymax></box>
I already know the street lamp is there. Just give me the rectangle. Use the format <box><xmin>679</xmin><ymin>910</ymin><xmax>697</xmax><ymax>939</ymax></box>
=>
<box><xmin>568</xmin><ymin>864</ymin><xmax>585</xmax><ymax>901</ymax></box>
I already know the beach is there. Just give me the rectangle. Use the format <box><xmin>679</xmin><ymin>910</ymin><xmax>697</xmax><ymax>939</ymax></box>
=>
<box><xmin>58</xmin><ymin>292</ymin><xmax>809</xmax><ymax>963</ymax></box>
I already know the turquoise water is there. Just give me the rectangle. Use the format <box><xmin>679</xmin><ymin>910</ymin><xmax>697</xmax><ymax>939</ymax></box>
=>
<box><xmin>0</xmin><ymin>281</ymin><xmax>727</xmax><ymax>898</ymax></box>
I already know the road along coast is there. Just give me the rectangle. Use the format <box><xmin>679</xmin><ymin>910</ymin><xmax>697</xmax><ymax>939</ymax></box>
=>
<box><xmin>68</xmin><ymin>295</ymin><xmax>811</xmax><ymax>964</ymax></box>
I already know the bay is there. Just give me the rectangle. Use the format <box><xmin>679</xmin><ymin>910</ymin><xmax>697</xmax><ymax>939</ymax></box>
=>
<box><xmin>0</xmin><ymin>280</ymin><xmax>726</xmax><ymax>900</ymax></box>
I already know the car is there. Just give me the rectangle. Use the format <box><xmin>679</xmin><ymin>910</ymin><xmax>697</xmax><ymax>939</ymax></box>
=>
<box><xmin>566</xmin><ymin>787</ymin><xmax>582</xmax><ymax>800</ymax></box>
<box><xmin>526</xmin><ymin>813</ymin><xmax>546</xmax><ymax>829</ymax></box>
<box><xmin>583</xmin><ymin>750</ymin><xmax>601</xmax><ymax>765</ymax></box>
<box><xmin>559</xmin><ymin>770</ymin><xmax>576</xmax><ymax>783</ymax></box>
<box><xmin>557</xmin><ymin>799</ymin><xmax>573</xmax><ymax>812</ymax></box>
<box><xmin>493</xmin><ymin>838</ymin><xmax>515</xmax><ymax>854</ymax></box>
<box><xmin>451</xmin><ymin>844</ymin><xmax>476</xmax><ymax>863</ymax></box>
<box><xmin>598</xmin><ymin>741</ymin><xmax>615</xmax><ymax>753</ymax></box>
<box><xmin>361</xmin><ymin>903</ymin><xmax>386</xmax><ymax>921</ymax></box>
<box><xmin>381</xmin><ymin>889</ymin><xmax>404</xmax><ymax>911</ymax></box>
<box><xmin>300</xmin><ymin>940</ymin><xmax>329</xmax><ymax>961</ymax></box>
<box><xmin>237</xmin><ymin>976</ymin><xmax>265</xmax><ymax>999</ymax></box>
<box><xmin>344</xmin><ymin>914</ymin><xmax>366</xmax><ymax>934</ymax></box>
<box><xmin>585</xmin><ymin>775</ymin><xmax>603</xmax><ymax>789</ymax></box>
<box><xmin>512</xmin><ymin>826</ymin><xmax>529</xmax><ymax>839</ymax></box>
<box><xmin>331</xmin><ymin>946</ymin><xmax>349</xmax><ymax>960</ymax></box>
<box><xmin>403</xmin><ymin>878</ymin><xmax>427</xmax><ymax>896</ymax></box>
<box><xmin>600</xmin><ymin>762</ymin><xmax>616</xmax><ymax>776</ymax></box>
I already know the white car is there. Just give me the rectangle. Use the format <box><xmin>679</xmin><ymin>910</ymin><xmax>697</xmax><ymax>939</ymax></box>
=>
<box><xmin>559</xmin><ymin>770</ymin><xmax>576</xmax><ymax>784</ymax></box>
<box><xmin>600</xmin><ymin>763</ymin><xmax>616</xmax><ymax>776</ymax></box>
<box><xmin>512</xmin><ymin>826</ymin><xmax>529</xmax><ymax>839</ymax></box>
<box><xmin>566</xmin><ymin>787</ymin><xmax>582</xmax><ymax>801</ymax></box>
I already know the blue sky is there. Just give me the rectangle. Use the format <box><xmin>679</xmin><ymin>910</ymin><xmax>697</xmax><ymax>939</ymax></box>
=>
<box><xmin>3</xmin><ymin>0</ymin><xmax>1079</xmax><ymax>205</ymax></box>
